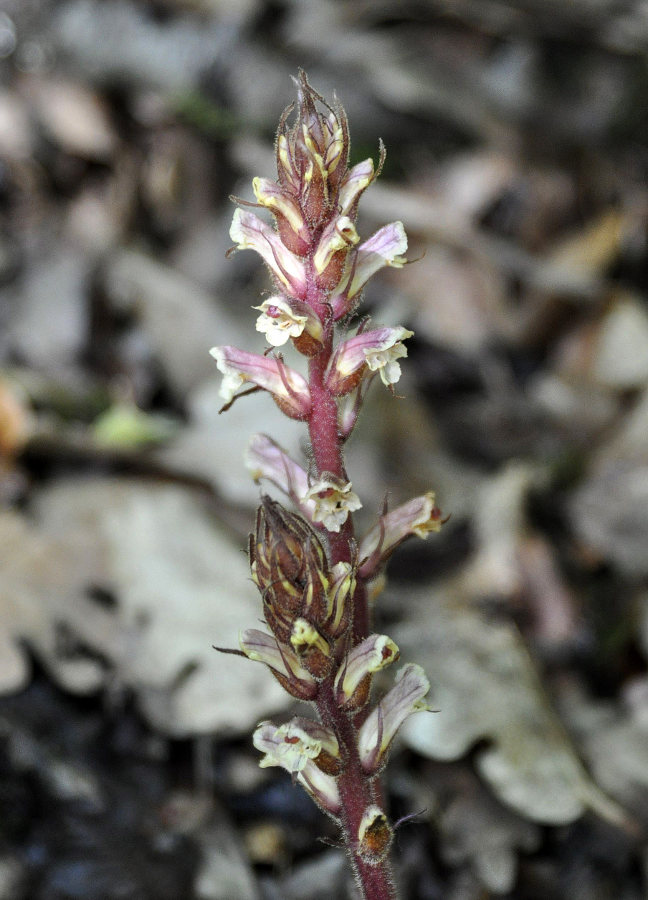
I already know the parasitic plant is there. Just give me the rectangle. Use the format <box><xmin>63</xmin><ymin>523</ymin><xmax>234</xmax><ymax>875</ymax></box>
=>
<box><xmin>213</xmin><ymin>71</ymin><xmax>443</xmax><ymax>900</ymax></box>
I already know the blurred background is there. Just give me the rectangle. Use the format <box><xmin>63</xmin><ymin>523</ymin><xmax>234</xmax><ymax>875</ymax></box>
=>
<box><xmin>2</xmin><ymin>1</ymin><xmax>648</xmax><ymax>898</ymax></box>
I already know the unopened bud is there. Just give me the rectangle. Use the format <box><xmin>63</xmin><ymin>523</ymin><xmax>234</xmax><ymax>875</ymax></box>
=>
<box><xmin>251</xmin><ymin>497</ymin><xmax>331</xmax><ymax>646</ymax></box>
<box><xmin>290</xmin><ymin>618</ymin><xmax>332</xmax><ymax>679</ymax></box>
<box><xmin>334</xmin><ymin>634</ymin><xmax>399</xmax><ymax>710</ymax></box>
<box><xmin>357</xmin><ymin>805</ymin><xmax>393</xmax><ymax>865</ymax></box>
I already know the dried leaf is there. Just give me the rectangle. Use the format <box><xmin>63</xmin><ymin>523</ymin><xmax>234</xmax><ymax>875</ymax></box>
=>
<box><xmin>33</xmin><ymin>477</ymin><xmax>288</xmax><ymax>736</ymax></box>
<box><xmin>396</xmin><ymin>582</ymin><xmax>625</xmax><ymax>826</ymax></box>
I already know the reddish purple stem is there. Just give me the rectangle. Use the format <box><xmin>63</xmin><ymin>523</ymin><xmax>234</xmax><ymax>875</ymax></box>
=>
<box><xmin>305</xmin><ymin>282</ymin><xmax>397</xmax><ymax>900</ymax></box>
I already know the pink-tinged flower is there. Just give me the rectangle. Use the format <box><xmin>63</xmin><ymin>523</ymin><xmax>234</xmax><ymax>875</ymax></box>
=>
<box><xmin>326</xmin><ymin>326</ymin><xmax>414</xmax><ymax>396</ymax></box>
<box><xmin>253</xmin><ymin>720</ymin><xmax>342</xmax><ymax>815</ymax></box>
<box><xmin>302</xmin><ymin>474</ymin><xmax>362</xmax><ymax>532</ymax></box>
<box><xmin>229</xmin><ymin>208</ymin><xmax>307</xmax><ymax>299</ymax></box>
<box><xmin>338</xmin><ymin>158</ymin><xmax>376</xmax><ymax>216</ymax></box>
<box><xmin>245</xmin><ymin>433</ymin><xmax>311</xmax><ymax>507</ymax></box>
<box><xmin>334</xmin><ymin>634</ymin><xmax>400</xmax><ymax>708</ymax></box>
<box><xmin>331</xmin><ymin>222</ymin><xmax>408</xmax><ymax>318</ymax></box>
<box><xmin>239</xmin><ymin>628</ymin><xmax>317</xmax><ymax>700</ymax></box>
<box><xmin>312</xmin><ymin>215</ymin><xmax>359</xmax><ymax>275</ymax></box>
<box><xmin>252</xmin><ymin>177</ymin><xmax>310</xmax><ymax>256</ymax></box>
<box><xmin>357</xmin><ymin>663</ymin><xmax>432</xmax><ymax>774</ymax></box>
<box><xmin>359</xmin><ymin>491</ymin><xmax>443</xmax><ymax>578</ymax></box>
<box><xmin>209</xmin><ymin>346</ymin><xmax>311</xmax><ymax>419</ymax></box>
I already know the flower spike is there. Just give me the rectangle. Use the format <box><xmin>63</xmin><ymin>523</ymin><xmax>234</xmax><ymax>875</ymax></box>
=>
<box><xmin>216</xmin><ymin>72</ymin><xmax>442</xmax><ymax>897</ymax></box>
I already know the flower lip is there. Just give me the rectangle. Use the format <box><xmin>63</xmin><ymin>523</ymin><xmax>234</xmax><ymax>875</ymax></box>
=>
<box><xmin>302</xmin><ymin>474</ymin><xmax>362</xmax><ymax>533</ymax></box>
<box><xmin>253</xmin><ymin>297</ymin><xmax>308</xmax><ymax>347</ymax></box>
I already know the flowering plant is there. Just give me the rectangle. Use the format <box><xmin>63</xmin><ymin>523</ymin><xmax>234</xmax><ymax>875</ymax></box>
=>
<box><xmin>214</xmin><ymin>71</ymin><xmax>442</xmax><ymax>899</ymax></box>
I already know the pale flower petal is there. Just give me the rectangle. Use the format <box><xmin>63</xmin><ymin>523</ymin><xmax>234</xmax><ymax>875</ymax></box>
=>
<box><xmin>245</xmin><ymin>433</ymin><xmax>311</xmax><ymax>506</ymax></box>
<box><xmin>326</xmin><ymin>326</ymin><xmax>414</xmax><ymax>394</ymax></box>
<box><xmin>338</xmin><ymin>158</ymin><xmax>375</xmax><ymax>215</ymax></box>
<box><xmin>253</xmin><ymin>297</ymin><xmax>307</xmax><ymax>347</ymax></box>
<box><xmin>359</xmin><ymin>491</ymin><xmax>443</xmax><ymax>578</ymax></box>
<box><xmin>302</xmin><ymin>475</ymin><xmax>362</xmax><ymax>532</ymax></box>
<box><xmin>209</xmin><ymin>345</ymin><xmax>311</xmax><ymax>418</ymax></box>
<box><xmin>357</xmin><ymin>663</ymin><xmax>432</xmax><ymax>773</ymax></box>
<box><xmin>330</xmin><ymin>222</ymin><xmax>407</xmax><ymax>317</ymax></box>
<box><xmin>230</xmin><ymin>208</ymin><xmax>307</xmax><ymax>298</ymax></box>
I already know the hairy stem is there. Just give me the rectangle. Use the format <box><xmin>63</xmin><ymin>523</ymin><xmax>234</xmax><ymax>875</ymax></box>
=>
<box><xmin>318</xmin><ymin>684</ymin><xmax>398</xmax><ymax>900</ymax></box>
<box><xmin>307</xmin><ymin>300</ymin><xmax>396</xmax><ymax>897</ymax></box>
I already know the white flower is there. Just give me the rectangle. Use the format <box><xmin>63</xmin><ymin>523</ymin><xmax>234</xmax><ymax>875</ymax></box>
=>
<box><xmin>253</xmin><ymin>719</ymin><xmax>342</xmax><ymax>815</ymax></box>
<box><xmin>253</xmin><ymin>297</ymin><xmax>308</xmax><ymax>347</ymax></box>
<box><xmin>364</xmin><ymin>330</ymin><xmax>412</xmax><ymax>386</ymax></box>
<box><xmin>302</xmin><ymin>474</ymin><xmax>362</xmax><ymax>532</ymax></box>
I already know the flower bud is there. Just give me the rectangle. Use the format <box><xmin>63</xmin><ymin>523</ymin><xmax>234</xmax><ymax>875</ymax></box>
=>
<box><xmin>357</xmin><ymin>805</ymin><xmax>393</xmax><ymax>865</ymax></box>
<box><xmin>312</xmin><ymin>215</ymin><xmax>360</xmax><ymax>288</ymax></box>
<box><xmin>276</xmin><ymin>70</ymin><xmax>350</xmax><ymax>227</ymax></box>
<box><xmin>290</xmin><ymin>618</ymin><xmax>332</xmax><ymax>679</ymax></box>
<box><xmin>334</xmin><ymin>634</ymin><xmax>400</xmax><ymax>710</ymax></box>
<box><xmin>252</xmin><ymin>177</ymin><xmax>310</xmax><ymax>256</ymax></box>
<box><xmin>250</xmin><ymin>497</ymin><xmax>331</xmax><ymax>646</ymax></box>
<box><xmin>321</xmin><ymin>561</ymin><xmax>354</xmax><ymax>639</ymax></box>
